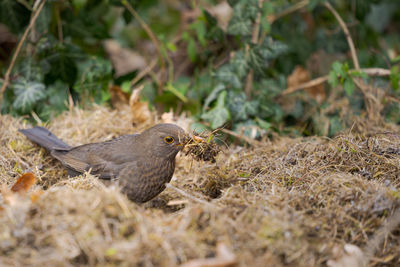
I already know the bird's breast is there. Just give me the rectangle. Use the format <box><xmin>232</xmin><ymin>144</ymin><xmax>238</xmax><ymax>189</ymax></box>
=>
<box><xmin>119</xmin><ymin>157</ymin><xmax>176</xmax><ymax>202</ymax></box>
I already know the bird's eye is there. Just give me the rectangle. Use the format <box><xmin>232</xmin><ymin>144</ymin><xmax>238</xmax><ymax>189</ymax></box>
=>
<box><xmin>164</xmin><ymin>136</ymin><xmax>175</xmax><ymax>144</ymax></box>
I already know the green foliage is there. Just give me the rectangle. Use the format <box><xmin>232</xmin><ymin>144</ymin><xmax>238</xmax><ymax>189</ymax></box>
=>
<box><xmin>390</xmin><ymin>66</ymin><xmax>400</xmax><ymax>91</ymax></box>
<box><xmin>328</xmin><ymin>61</ymin><xmax>355</xmax><ymax>96</ymax></box>
<box><xmin>1</xmin><ymin>0</ymin><xmax>399</xmax><ymax>137</ymax></box>
<box><xmin>12</xmin><ymin>79</ymin><xmax>46</xmax><ymax>112</ymax></box>
<box><xmin>201</xmin><ymin>90</ymin><xmax>230</xmax><ymax>128</ymax></box>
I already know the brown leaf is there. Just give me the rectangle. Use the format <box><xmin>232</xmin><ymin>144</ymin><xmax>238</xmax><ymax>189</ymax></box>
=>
<box><xmin>0</xmin><ymin>23</ymin><xmax>17</xmax><ymax>61</ymax></box>
<box><xmin>206</xmin><ymin>2</ymin><xmax>233</xmax><ymax>31</ymax></box>
<box><xmin>30</xmin><ymin>190</ymin><xmax>44</xmax><ymax>203</ymax></box>
<box><xmin>11</xmin><ymin>172</ymin><xmax>37</xmax><ymax>193</ymax></box>
<box><xmin>104</xmin><ymin>39</ymin><xmax>147</xmax><ymax>77</ymax></box>
<box><xmin>129</xmin><ymin>86</ymin><xmax>153</xmax><ymax>125</ymax></box>
<box><xmin>109</xmin><ymin>85</ymin><xmax>130</xmax><ymax>108</ymax></box>
<box><xmin>287</xmin><ymin>65</ymin><xmax>325</xmax><ymax>103</ymax></box>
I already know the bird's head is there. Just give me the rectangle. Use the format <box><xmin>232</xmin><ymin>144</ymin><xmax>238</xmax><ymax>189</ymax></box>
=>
<box><xmin>139</xmin><ymin>123</ymin><xmax>202</xmax><ymax>159</ymax></box>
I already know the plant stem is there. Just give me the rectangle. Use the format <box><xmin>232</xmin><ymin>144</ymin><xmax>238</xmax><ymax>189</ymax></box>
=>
<box><xmin>324</xmin><ymin>2</ymin><xmax>360</xmax><ymax>70</ymax></box>
<box><xmin>0</xmin><ymin>0</ymin><xmax>47</xmax><ymax>108</ymax></box>
<box><xmin>244</xmin><ymin>0</ymin><xmax>264</xmax><ymax>99</ymax></box>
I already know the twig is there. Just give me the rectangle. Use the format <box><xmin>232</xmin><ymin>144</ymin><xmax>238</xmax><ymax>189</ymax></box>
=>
<box><xmin>220</xmin><ymin>128</ymin><xmax>262</xmax><ymax>147</ymax></box>
<box><xmin>166</xmin><ymin>183</ymin><xmax>211</xmax><ymax>206</ymax></box>
<box><xmin>130</xmin><ymin>58</ymin><xmax>158</xmax><ymax>87</ymax></box>
<box><xmin>324</xmin><ymin>2</ymin><xmax>360</xmax><ymax>70</ymax></box>
<box><xmin>122</xmin><ymin>0</ymin><xmax>166</xmax><ymax>112</ymax></box>
<box><xmin>280</xmin><ymin>68</ymin><xmax>391</xmax><ymax>96</ymax></box>
<box><xmin>267</xmin><ymin>0</ymin><xmax>308</xmax><ymax>23</ymax></box>
<box><xmin>55</xmin><ymin>2</ymin><xmax>64</xmax><ymax>43</ymax></box>
<box><xmin>7</xmin><ymin>144</ymin><xmax>30</xmax><ymax>170</ymax></box>
<box><xmin>244</xmin><ymin>0</ymin><xmax>263</xmax><ymax>99</ymax></box>
<box><xmin>0</xmin><ymin>0</ymin><xmax>46</xmax><ymax>107</ymax></box>
<box><xmin>16</xmin><ymin>0</ymin><xmax>32</xmax><ymax>11</ymax></box>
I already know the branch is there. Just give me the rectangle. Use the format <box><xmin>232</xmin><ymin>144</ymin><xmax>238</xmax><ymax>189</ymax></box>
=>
<box><xmin>165</xmin><ymin>184</ymin><xmax>211</xmax><ymax>206</ymax></box>
<box><xmin>121</xmin><ymin>0</ymin><xmax>166</xmax><ymax>111</ymax></box>
<box><xmin>324</xmin><ymin>2</ymin><xmax>360</xmax><ymax>70</ymax></box>
<box><xmin>220</xmin><ymin>128</ymin><xmax>262</xmax><ymax>146</ymax></box>
<box><xmin>267</xmin><ymin>0</ymin><xmax>308</xmax><ymax>23</ymax></box>
<box><xmin>0</xmin><ymin>0</ymin><xmax>46</xmax><ymax>107</ymax></box>
<box><xmin>244</xmin><ymin>0</ymin><xmax>263</xmax><ymax>99</ymax></box>
<box><xmin>280</xmin><ymin>68</ymin><xmax>391</xmax><ymax>96</ymax></box>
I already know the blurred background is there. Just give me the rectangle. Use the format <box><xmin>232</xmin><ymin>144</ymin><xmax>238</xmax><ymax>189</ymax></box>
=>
<box><xmin>0</xmin><ymin>0</ymin><xmax>399</xmax><ymax>137</ymax></box>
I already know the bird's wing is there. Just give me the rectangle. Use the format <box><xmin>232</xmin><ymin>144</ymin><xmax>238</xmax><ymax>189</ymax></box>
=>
<box><xmin>51</xmin><ymin>134</ymin><xmax>139</xmax><ymax>179</ymax></box>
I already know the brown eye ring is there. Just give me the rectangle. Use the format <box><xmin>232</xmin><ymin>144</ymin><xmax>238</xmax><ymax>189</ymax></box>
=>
<box><xmin>164</xmin><ymin>136</ymin><xmax>175</xmax><ymax>144</ymax></box>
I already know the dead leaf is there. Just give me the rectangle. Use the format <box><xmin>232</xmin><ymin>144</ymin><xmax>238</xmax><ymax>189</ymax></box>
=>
<box><xmin>11</xmin><ymin>172</ymin><xmax>37</xmax><ymax>193</ymax></box>
<box><xmin>110</xmin><ymin>85</ymin><xmax>130</xmax><ymax>108</ymax></box>
<box><xmin>206</xmin><ymin>1</ymin><xmax>233</xmax><ymax>31</ymax></box>
<box><xmin>161</xmin><ymin>110</ymin><xmax>174</xmax><ymax>124</ymax></box>
<box><xmin>181</xmin><ymin>242</ymin><xmax>237</xmax><ymax>267</ymax></box>
<box><xmin>0</xmin><ymin>23</ymin><xmax>17</xmax><ymax>61</ymax></box>
<box><xmin>129</xmin><ymin>86</ymin><xmax>153</xmax><ymax>125</ymax></box>
<box><xmin>30</xmin><ymin>190</ymin><xmax>44</xmax><ymax>203</ymax></box>
<box><xmin>287</xmin><ymin>65</ymin><xmax>325</xmax><ymax>103</ymax></box>
<box><xmin>104</xmin><ymin>39</ymin><xmax>147</xmax><ymax>77</ymax></box>
<box><xmin>161</xmin><ymin>109</ymin><xmax>192</xmax><ymax>132</ymax></box>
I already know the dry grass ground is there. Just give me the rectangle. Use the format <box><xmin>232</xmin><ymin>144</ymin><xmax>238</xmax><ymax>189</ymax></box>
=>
<box><xmin>0</xmin><ymin>105</ymin><xmax>399</xmax><ymax>266</ymax></box>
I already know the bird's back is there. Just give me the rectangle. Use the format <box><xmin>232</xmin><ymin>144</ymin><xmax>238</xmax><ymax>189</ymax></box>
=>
<box><xmin>52</xmin><ymin>134</ymin><xmax>140</xmax><ymax>179</ymax></box>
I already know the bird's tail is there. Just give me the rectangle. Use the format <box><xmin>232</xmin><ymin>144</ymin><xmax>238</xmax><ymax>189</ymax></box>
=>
<box><xmin>19</xmin><ymin>126</ymin><xmax>71</xmax><ymax>151</ymax></box>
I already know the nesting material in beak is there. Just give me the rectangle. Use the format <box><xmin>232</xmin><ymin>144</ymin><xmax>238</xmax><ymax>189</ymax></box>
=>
<box><xmin>191</xmin><ymin>134</ymin><xmax>206</xmax><ymax>143</ymax></box>
<box><xmin>183</xmin><ymin>132</ymin><xmax>220</xmax><ymax>163</ymax></box>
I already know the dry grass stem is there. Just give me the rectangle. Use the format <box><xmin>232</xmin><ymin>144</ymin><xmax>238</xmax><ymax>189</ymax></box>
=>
<box><xmin>1</xmin><ymin>105</ymin><xmax>400</xmax><ymax>266</ymax></box>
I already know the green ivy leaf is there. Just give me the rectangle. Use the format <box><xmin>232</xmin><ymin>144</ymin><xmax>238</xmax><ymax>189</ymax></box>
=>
<box><xmin>47</xmin><ymin>80</ymin><xmax>69</xmax><ymax>112</ymax></box>
<box><xmin>13</xmin><ymin>57</ymin><xmax>44</xmax><ymax>82</ymax></box>
<box><xmin>343</xmin><ymin>78</ymin><xmax>355</xmax><ymax>96</ymax></box>
<box><xmin>191</xmin><ymin>20</ymin><xmax>207</xmax><ymax>47</ymax></box>
<box><xmin>227</xmin><ymin>0</ymin><xmax>241</xmax><ymax>8</ymax></box>
<box><xmin>350</xmin><ymin>70</ymin><xmax>368</xmax><ymax>79</ymax></box>
<box><xmin>73</xmin><ymin>57</ymin><xmax>112</xmax><ymax>104</ymax></box>
<box><xmin>392</xmin><ymin>55</ymin><xmax>400</xmax><ymax>63</ymax></box>
<box><xmin>201</xmin><ymin>91</ymin><xmax>230</xmax><ymax>128</ymax></box>
<box><xmin>249</xmin><ymin>38</ymin><xmax>287</xmax><ymax>74</ymax></box>
<box><xmin>39</xmin><ymin>41</ymin><xmax>82</xmax><ymax>85</ymax></box>
<box><xmin>308</xmin><ymin>0</ymin><xmax>325</xmax><ymax>11</ymax></box>
<box><xmin>121</xmin><ymin>81</ymin><xmax>131</xmax><ymax>93</ymax></box>
<box><xmin>35</xmin><ymin>4</ymin><xmax>51</xmax><ymax>33</ymax></box>
<box><xmin>243</xmin><ymin>0</ymin><xmax>260</xmax><ymax>20</ymax></box>
<box><xmin>214</xmin><ymin>65</ymin><xmax>242</xmax><ymax>89</ymax></box>
<box><xmin>12</xmin><ymin>79</ymin><xmax>46</xmax><ymax>112</ymax></box>
<box><xmin>227</xmin><ymin>5</ymin><xmax>252</xmax><ymax>36</ymax></box>
<box><xmin>0</xmin><ymin>0</ymin><xmax>30</xmax><ymax>33</ymax></box>
<box><xmin>231</xmin><ymin>51</ymin><xmax>248</xmax><ymax>79</ymax></box>
<box><xmin>187</xmin><ymin>38</ymin><xmax>197</xmax><ymax>62</ymax></box>
<box><xmin>166</xmin><ymin>42</ymin><xmax>177</xmax><ymax>52</ymax></box>
<box><xmin>332</xmin><ymin>61</ymin><xmax>343</xmax><ymax>75</ymax></box>
<box><xmin>233</xmin><ymin>120</ymin><xmax>261</xmax><ymax>138</ymax></box>
<box><xmin>227</xmin><ymin>92</ymin><xmax>258</xmax><ymax>121</ymax></box>
<box><xmin>256</xmin><ymin>117</ymin><xmax>271</xmax><ymax>131</ymax></box>
<box><xmin>328</xmin><ymin>71</ymin><xmax>339</xmax><ymax>88</ymax></box>
<box><xmin>203</xmin><ymin>84</ymin><xmax>225</xmax><ymax>109</ymax></box>
<box><xmin>390</xmin><ymin>66</ymin><xmax>400</xmax><ymax>91</ymax></box>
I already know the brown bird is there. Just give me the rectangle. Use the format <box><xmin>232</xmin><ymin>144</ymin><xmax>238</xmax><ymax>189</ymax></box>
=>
<box><xmin>19</xmin><ymin>124</ymin><xmax>199</xmax><ymax>202</ymax></box>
